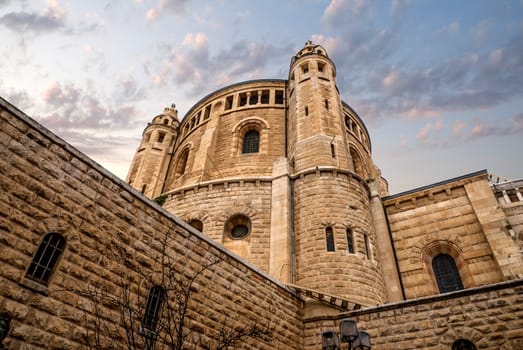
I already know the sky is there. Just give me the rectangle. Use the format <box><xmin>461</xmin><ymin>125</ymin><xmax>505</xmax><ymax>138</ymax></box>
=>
<box><xmin>1</xmin><ymin>0</ymin><xmax>522</xmax><ymax>194</ymax></box>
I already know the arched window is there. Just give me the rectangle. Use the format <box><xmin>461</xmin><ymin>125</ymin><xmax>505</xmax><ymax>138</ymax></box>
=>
<box><xmin>175</xmin><ymin>148</ymin><xmax>189</xmax><ymax>175</ymax></box>
<box><xmin>242</xmin><ymin>130</ymin><xmax>259</xmax><ymax>153</ymax></box>
<box><xmin>325</xmin><ymin>227</ymin><xmax>335</xmax><ymax>252</ymax></box>
<box><xmin>143</xmin><ymin>286</ymin><xmax>165</xmax><ymax>331</ymax></box>
<box><xmin>452</xmin><ymin>339</ymin><xmax>477</xmax><ymax>350</ymax></box>
<box><xmin>432</xmin><ymin>254</ymin><xmax>464</xmax><ymax>293</ymax></box>
<box><xmin>188</xmin><ymin>219</ymin><xmax>203</xmax><ymax>232</ymax></box>
<box><xmin>26</xmin><ymin>232</ymin><xmax>66</xmax><ymax>285</ymax></box>
<box><xmin>350</xmin><ymin>146</ymin><xmax>364</xmax><ymax>178</ymax></box>
<box><xmin>346</xmin><ymin>228</ymin><xmax>354</xmax><ymax>253</ymax></box>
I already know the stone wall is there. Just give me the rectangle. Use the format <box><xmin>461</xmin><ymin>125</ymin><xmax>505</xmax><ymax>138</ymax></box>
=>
<box><xmin>303</xmin><ymin>279</ymin><xmax>523</xmax><ymax>350</ymax></box>
<box><xmin>384</xmin><ymin>172</ymin><xmax>508</xmax><ymax>299</ymax></box>
<box><xmin>0</xmin><ymin>98</ymin><xmax>304</xmax><ymax>349</ymax></box>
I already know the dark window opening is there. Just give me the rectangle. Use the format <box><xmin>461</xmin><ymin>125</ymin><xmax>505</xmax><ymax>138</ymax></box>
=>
<box><xmin>204</xmin><ymin>105</ymin><xmax>211</xmax><ymax>120</ymax></box>
<box><xmin>188</xmin><ymin>219</ymin><xmax>203</xmax><ymax>232</ymax></box>
<box><xmin>302</xmin><ymin>63</ymin><xmax>309</xmax><ymax>75</ymax></box>
<box><xmin>305</xmin><ymin>106</ymin><xmax>309</xmax><ymax>116</ymax></box>
<box><xmin>225</xmin><ymin>214</ymin><xmax>251</xmax><ymax>240</ymax></box>
<box><xmin>318</xmin><ymin>62</ymin><xmax>325</xmax><ymax>73</ymax></box>
<box><xmin>249</xmin><ymin>91</ymin><xmax>258</xmax><ymax>105</ymax></box>
<box><xmin>242</xmin><ymin>130</ymin><xmax>259</xmax><ymax>154</ymax></box>
<box><xmin>143</xmin><ymin>286</ymin><xmax>165</xmax><ymax>331</ymax></box>
<box><xmin>452</xmin><ymin>339</ymin><xmax>477</xmax><ymax>350</ymax></box>
<box><xmin>239</xmin><ymin>93</ymin><xmax>248</xmax><ymax>107</ymax></box>
<box><xmin>176</xmin><ymin>149</ymin><xmax>189</xmax><ymax>175</ymax></box>
<box><xmin>261</xmin><ymin>90</ymin><xmax>270</xmax><ymax>104</ymax></box>
<box><xmin>157</xmin><ymin>132</ymin><xmax>165</xmax><ymax>143</ymax></box>
<box><xmin>331</xmin><ymin>143</ymin><xmax>336</xmax><ymax>158</ymax></box>
<box><xmin>346</xmin><ymin>228</ymin><xmax>354</xmax><ymax>253</ymax></box>
<box><xmin>433</xmin><ymin>254</ymin><xmax>464</xmax><ymax>293</ymax></box>
<box><xmin>326</xmin><ymin>227</ymin><xmax>335</xmax><ymax>252</ymax></box>
<box><xmin>275</xmin><ymin>90</ymin><xmax>284</xmax><ymax>104</ymax></box>
<box><xmin>325</xmin><ymin>99</ymin><xmax>329</xmax><ymax>110</ymax></box>
<box><xmin>141</xmin><ymin>184</ymin><xmax>147</xmax><ymax>193</ymax></box>
<box><xmin>225</xmin><ymin>96</ymin><xmax>233</xmax><ymax>110</ymax></box>
<box><xmin>163</xmin><ymin>119</ymin><xmax>169</xmax><ymax>125</ymax></box>
<box><xmin>344</xmin><ymin>115</ymin><xmax>351</xmax><ymax>130</ymax></box>
<box><xmin>26</xmin><ymin>232</ymin><xmax>66</xmax><ymax>285</ymax></box>
<box><xmin>363</xmin><ymin>234</ymin><xmax>370</xmax><ymax>259</ymax></box>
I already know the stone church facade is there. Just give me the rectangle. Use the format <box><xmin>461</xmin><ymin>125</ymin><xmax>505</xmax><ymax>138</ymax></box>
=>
<box><xmin>0</xmin><ymin>42</ymin><xmax>522</xmax><ymax>349</ymax></box>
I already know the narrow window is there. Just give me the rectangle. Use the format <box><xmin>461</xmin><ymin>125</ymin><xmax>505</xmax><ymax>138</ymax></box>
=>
<box><xmin>325</xmin><ymin>99</ymin><xmax>329</xmax><ymax>110</ymax></box>
<box><xmin>204</xmin><ymin>105</ymin><xmax>211</xmax><ymax>120</ymax></box>
<box><xmin>305</xmin><ymin>106</ymin><xmax>309</xmax><ymax>116</ymax></box>
<box><xmin>249</xmin><ymin>91</ymin><xmax>258</xmax><ymax>105</ymax></box>
<box><xmin>141</xmin><ymin>184</ymin><xmax>147</xmax><ymax>193</ymax></box>
<box><xmin>275</xmin><ymin>90</ymin><xmax>284</xmax><ymax>104</ymax></box>
<box><xmin>363</xmin><ymin>233</ymin><xmax>370</xmax><ymax>259</ymax></box>
<box><xmin>260</xmin><ymin>90</ymin><xmax>270</xmax><ymax>104</ymax></box>
<box><xmin>225</xmin><ymin>96</ymin><xmax>233</xmax><ymax>110</ymax></box>
<box><xmin>26</xmin><ymin>233</ymin><xmax>66</xmax><ymax>285</ymax></box>
<box><xmin>432</xmin><ymin>254</ymin><xmax>464</xmax><ymax>293</ymax></box>
<box><xmin>346</xmin><ymin>228</ymin><xmax>354</xmax><ymax>253</ymax></box>
<box><xmin>238</xmin><ymin>93</ymin><xmax>248</xmax><ymax>107</ymax></box>
<box><xmin>157</xmin><ymin>132</ymin><xmax>165</xmax><ymax>143</ymax></box>
<box><xmin>176</xmin><ymin>148</ymin><xmax>189</xmax><ymax>175</ymax></box>
<box><xmin>318</xmin><ymin>62</ymin><xmax>325</xmax><ymax>73</ymax></box>
<box><xmin>163</xmin><ymin>119</ymin><xmax>169</xmax><ymax>125</ymax></box>
<box><xmin>325</xmin><ymin>227</ymin><xmax>335</xmax><ymax>252</ymax></box>
<box><xmin>302</xmin><ymin>63</ymin><xmax>309</xmax><ymax>75</ymax></box>
<box><xmin>242</xmin><ymin>130</ymin><xmax>259</xmax><ymax>154</ymax></box>
<box><xmin>143</xmin><ymin>286</ymin><xmax>165</xmax><ymax>331</ymax></box>
<box><xmin>330</xmin><ymin>143</ymin><xmax>336</xmax><ymax>158</ymax></box>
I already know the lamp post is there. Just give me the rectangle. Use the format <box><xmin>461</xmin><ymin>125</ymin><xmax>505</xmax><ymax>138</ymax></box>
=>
<box><xmin>321</xmin><ymin>318</ymin><xmax>371</xmax><ymax>350</ymax></box>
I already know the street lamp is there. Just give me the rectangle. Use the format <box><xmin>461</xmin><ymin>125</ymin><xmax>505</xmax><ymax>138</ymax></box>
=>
<box><xmin>321</xmin><ymin>318</ymin><xmax>371</xmax><ymax>350</ymax></box>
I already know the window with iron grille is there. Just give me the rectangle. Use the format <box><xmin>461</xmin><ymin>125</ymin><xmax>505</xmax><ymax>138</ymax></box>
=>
<box><xmin>432</xmin><ymin>254</ymin><xmax>464</xmax><ymax>293</ymax></box>
<box><xmin>143</xmin><ymin>286</ymin><xmax>165</xmax><ymax>331</ymax></box>
<box><xmin>26</xmin><ymin>232</ymin><xmax>66</xmax><ymax>285</ymax></box>
<box><xmin>242</xmin><ymin>130</ymin><xmax>259</xmax><ymax>153</ymax></box>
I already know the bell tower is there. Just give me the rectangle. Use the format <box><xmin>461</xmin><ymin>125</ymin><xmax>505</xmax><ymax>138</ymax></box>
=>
<box><xmin>126</xmin><ymin>105</ymin><xmax>180</xmax><ymax>199</ymax></box>
<box><xmin>288</xmin><ymin>41</ymin><xmax>386</xmax><ymax>306</ymax></box>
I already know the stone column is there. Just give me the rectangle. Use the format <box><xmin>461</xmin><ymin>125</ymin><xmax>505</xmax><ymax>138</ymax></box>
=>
<box><xmin>269</xmin><ymin>157</ymin><xmax>292</xmax><ymax>283</ymax></box>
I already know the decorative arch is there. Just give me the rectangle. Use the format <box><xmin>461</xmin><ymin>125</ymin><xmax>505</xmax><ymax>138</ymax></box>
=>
<box><xmin>231</xmin><ymin>117</ymin><xmax>270</xmax><ymax>156</ymax></box>
<box><xmin>439</xmin><ymin>327</ymin><xmax>487</xmax><ymax>349</ymax></box>
<box><xmin>174</xmin><ymin>145</ymin><xmax>191</xmax><ymax>176</ymax></box>
<box><xmin>421</xmin><ymin>240</ymin><xmax>474</xmax><ymax>295</ymax></box>
<box><xmin>349</xmin><ymin>145</ymin><xmax>368</xmax><ymax>179</ymax></box>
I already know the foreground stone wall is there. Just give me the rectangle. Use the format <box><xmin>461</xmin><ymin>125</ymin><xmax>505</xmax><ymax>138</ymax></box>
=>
<box><xmin>303</xmin><ymin>279</ymin><xmax>523</xmax><ymax>350</ymax></box>
<box><xmin>0</xmin><ymin>98</ymin><xmax>304</xmax><ymax>349</ymax></box>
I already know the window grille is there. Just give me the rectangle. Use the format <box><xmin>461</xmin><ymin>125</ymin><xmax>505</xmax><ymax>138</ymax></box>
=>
<box><xmin>242</xmin><ymin>130</ymin><xmax>259</xmax><ymax>153</ymax></box>
<box><xmin>26</xmin><ymin>232</ymin><xmax>65</xmax><ymax>284</ymax></box>
<box><xmin>143</xmin><ymin>286</ymin><xmax>165</xmax><ymax>331</ymax></box>
<box><xmin>432</xmin><ymin>254</ymin><xmax>464</xmax><ymax>293</ymax></box>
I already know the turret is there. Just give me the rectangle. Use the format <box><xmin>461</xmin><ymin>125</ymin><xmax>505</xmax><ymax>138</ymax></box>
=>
<box><xmin>126</xmin><ymin>105</ymin><xmax>180</xmax><ymax>198</ymax></box>
<box><xmin>288</xmin><ymin>41</ymin><xmax>386</xmax><ymax>305</ymax></box>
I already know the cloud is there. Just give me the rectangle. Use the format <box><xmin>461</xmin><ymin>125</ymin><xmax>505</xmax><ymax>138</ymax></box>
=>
<box><xmin>146</xmin><ymin>0</ymin><xmax>190</xmax><ymax>21</ymax></box>
<box><xmin>416</xmin><ymin>123</ymin><xmax>432</xmax><ymax>142</ymax></box>
<box><xmin>39</xmin><ymin>81</ymin><xmax>140</xmax><ymax>131</ymax></box>
<box><xmin>0</xmin><ymin>0</ymin><xmax>65</xmax><ymax>32</ymax></box>
<box><xmin>453</xmin><ymin>120</ymin><xmax>465</xmax><ymax>134</ymax></box>
<box><xmin>157</xmin><ymin>34</ymin><xmax>292</xmax><ymax>97</ymax></box>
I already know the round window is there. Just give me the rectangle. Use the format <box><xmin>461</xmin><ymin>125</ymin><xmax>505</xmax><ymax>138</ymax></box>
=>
<box><xmin>231</xmin><ymin>224</ymin><xmax>249</xmax><ymax>238</ymax></box>
<box><xmin>224</xmin><ymin>214</ymin><xmax>251</xmax><ymax>240</ymax></box>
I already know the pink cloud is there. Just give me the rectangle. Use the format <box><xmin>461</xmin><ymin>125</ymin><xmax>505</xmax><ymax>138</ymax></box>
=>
<box><xmin>453</xmin><ymin>120</ymin><xmax>465</xmax><ymax>134</ymax></box>
<box><xmin>416</xmin><ymin>123</ymin><xmax>432</xmax><ymax>142</ymax></box>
